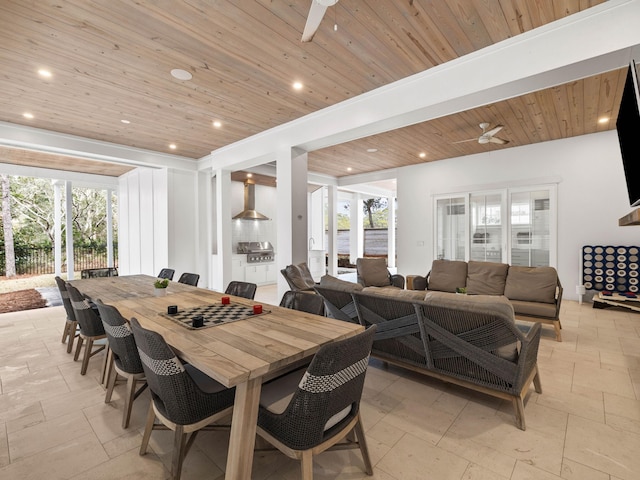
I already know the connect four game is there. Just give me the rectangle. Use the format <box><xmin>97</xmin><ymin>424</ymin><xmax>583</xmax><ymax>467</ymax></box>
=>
<box><xmin>581</xmin><ymin>245</ymin><xmax>639</xmax><ymax>293</ymax></box>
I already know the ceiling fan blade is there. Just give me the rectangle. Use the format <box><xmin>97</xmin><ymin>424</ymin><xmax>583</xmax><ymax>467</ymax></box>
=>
<box><xmin>301</xmin><ymin>2</ymin><xmax>329</xmax><ymax>42</ymax></box>
<box><xmin>452</xmin><ymin>138</ymin><xmax>479</xmax><ymax>144</ymax></box>
<box><xmin>484</xmin><ymin>125</ymin><xmax>504</xmax><ymax>137</ymax></box>
<box><xmin>488</xmin><ymin>136</ymin><xmax>508</xmax><ymax>145</ymax></box>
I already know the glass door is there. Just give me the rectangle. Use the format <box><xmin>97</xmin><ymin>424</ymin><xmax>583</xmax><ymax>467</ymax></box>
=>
<box><xmin>469</xmin><ymin>192</ymin><xmax>505</xmax><ymax>262</ymax></box>
<box><xmin>435</xmin><ymin>197</ymin><xmax>466</xmax><ymax>260</ymax></box>
<box><xmin>509</xmin><ymin>189</ymin><xmax>552</xmax><ymax>267</ymax></box>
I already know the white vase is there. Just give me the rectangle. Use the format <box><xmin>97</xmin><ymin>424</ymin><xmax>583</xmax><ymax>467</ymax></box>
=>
<box><xmin>154</xmin><ymin>288</ymin><xmax>167</xmax><ymax>297</ymax></box>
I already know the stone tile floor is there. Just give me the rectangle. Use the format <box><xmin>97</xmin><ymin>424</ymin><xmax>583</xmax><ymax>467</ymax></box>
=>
<box><xmin>1</xmin><ymin>293</ymin><xmax>639</xmax><ymax>479</ymax></box>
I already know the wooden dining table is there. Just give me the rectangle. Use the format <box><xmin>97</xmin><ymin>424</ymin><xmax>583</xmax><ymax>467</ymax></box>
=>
<box><xmin>69</xmin><ymin>274</ymin><xmax>364</xmax><ymax>480</ymax></box>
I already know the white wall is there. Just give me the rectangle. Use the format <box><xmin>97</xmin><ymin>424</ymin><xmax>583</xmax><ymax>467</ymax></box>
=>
<box><xmin>397</xmin><ymin>130</ymin><xmax>639</xmax><ymax>300</ymax></box>
<box><xmin>119</xmin><ymin>167</ymin><xmax>200</xmax><ymax>281</ymax></box>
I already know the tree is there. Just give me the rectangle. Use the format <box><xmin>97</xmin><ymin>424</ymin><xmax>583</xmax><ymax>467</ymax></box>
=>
<box><xmin>363</xmin><ymin>198</ymin><xmax>387</xmax><ymax>228</ymax></box>
<box><xmin>10</xmin><ymin>176</ymin><xmax>56</xmax><ymax>245</ymax></box>
<box><xmin>1</xmin><ymin>174</ymin><xmax>16</xmax><ymax>277</ymax></box>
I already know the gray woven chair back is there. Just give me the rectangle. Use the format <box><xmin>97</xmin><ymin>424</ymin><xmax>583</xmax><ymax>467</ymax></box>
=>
<box><xmin>95</xmin><ymin>300</ymin><xmax>144</xmax><ymax>375</ymax></box>
<box><xmin>314</xmin><ymin>286</ymin><xmax>359</xmax><ymax>323</ymax></box>
<box><xmin>66</xmin><ymin>283</ymin><xmax>105</xmax><ymax>337</ymax></box>
<box><xmin>352</xmin><ymin>292</ymin><xmax>426</xmax><ymax>369</ymax></box>
<box><xmin>225</xmin><ymin>281</ymin><xmax>257</xmax><ymax>300</ymax></box>
<box><xmin>129</xmin><ymin>318</ymin><xmax>235</xmax><ymax>425</ymax></box>
<box><xmin>81</xmin><ymin>267</ymin><xmax>118</xmax><ymax>279</ymax></box>
<box><xmin>157</xmin><ymin>268</ymin><xmax>175</xmax><ymax>280</ymax></box>
<box><xmin>177</xmin><ymin>272</ymin><xmax>199</xmax><ymax>287</ymax></box>
<box><xmin>279</xmin><ymin>291</ymin><xmax>325</xmax><ymax>316</ymax></box>
<box><xmin>55</xmin><ymin>276</ymin><xmax>75</xmax><ymax>322</ymax></box>
<box><xmin>413</xmin><ymin>300</ymin><xmax>530</xmax><ymax>394</ymax></box>
<box><xmin>258</xmin><ymin>325</ymin><xmax>375</xmax><ymax>451</ymax></box>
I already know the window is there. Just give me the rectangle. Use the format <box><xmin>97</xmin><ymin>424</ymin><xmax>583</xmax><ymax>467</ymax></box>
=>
<box><xmin>434</xmin><ymin>185</ymin><xmax>556</xmax><ymax>267</ymax></box>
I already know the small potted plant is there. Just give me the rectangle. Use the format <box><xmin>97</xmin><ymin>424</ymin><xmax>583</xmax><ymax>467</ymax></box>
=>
<box><xmin>154</xmin><ymin>278</ymin><xmax>169</xmax><ymax>296</ymax></box>
<box><xmin>455</xmin><ymin>287</ymin><xmax>467</xmax><ymax>294</ymax></box>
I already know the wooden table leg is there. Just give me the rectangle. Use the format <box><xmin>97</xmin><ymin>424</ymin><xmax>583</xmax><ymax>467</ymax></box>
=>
<box><xmin>225</xmin><ymin>377</ymin><xmax>262</xmax><ymax>480</ymax></box>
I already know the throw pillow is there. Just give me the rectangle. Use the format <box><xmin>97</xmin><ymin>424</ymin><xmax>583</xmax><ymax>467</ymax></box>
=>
<box><xmin>428</xmin><ymin>260</ymin><xmax>468</xmax><ymax>293</ymax></box>
<box><xmin>466</xmin><ymin>261</ymin><xmax>509</xmax><ymax>295</ymax></box>
<box><xmin>356</xmin><ymin>258</ymin><xmax>391</xmax><ymax>287</ymax></box>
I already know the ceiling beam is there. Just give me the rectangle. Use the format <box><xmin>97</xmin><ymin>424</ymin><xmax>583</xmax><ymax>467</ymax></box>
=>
<box><xmin>202</xmin><ymin>0</ymin><xmax>640</xmax><ymax>171</ymax></box>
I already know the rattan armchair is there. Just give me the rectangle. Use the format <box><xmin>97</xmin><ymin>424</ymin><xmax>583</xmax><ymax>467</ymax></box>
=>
<box><xmin>356</xmin><ymin>257</ymin><xmax>404</xmax><ymax>289</ymax></box>
<box><xmin>130</xmin><ymin>318</ymin><xmax>235</xmax><ymax>480</ymax></box>
<box><xmin>95</xmin><ymin>300</ymin><xmax>147</xmax><ymax>429</ymax></box>
<box><xmin>257</xmin><ymin>325</ymin><xmax>376</xmax><ymax>480</ymax></box>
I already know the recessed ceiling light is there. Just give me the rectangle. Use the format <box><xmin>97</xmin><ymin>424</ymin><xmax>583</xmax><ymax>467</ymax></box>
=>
<box><xmin>293</xmin><ymin>81</ymin><xmax>303</xmax><ymax>90</ymax></box>
<box><xmin>169</xmin><ymin>143</ymin><xmax>177</xmax><ymax>150</ymax></box>
<box><xmin>419</xmin><ymin>152</ymin><xmax>427</xmax><ymax>158</ymax></box>
<box><xmin>170</xmin><ymin>69</ymin><xmax>192</xmax><ymax>81</ymax></box>
<box><xmin>23</xmin><ymin>112</ymin><xmax>34</xmax><ymax>119</ymax></box>
<box><xmin>213</xmin><ymin>120</ymin><xmax>222</xmax><ymax>128</ymax></box>
<box><xmin>246</xmin><ymin>173</ymin><xmax>253</xmax><ymax>178</ymax></box>
<box><xmin>120</xmin><ymin>119</ymin><xmax>131</xmax><ymax>124</ymax></box>
<box><xmin>366</xmin><ymin>148</ymin><xmax>378</xmax><ymax>153</ymax></box>
<box><xmin>38</xmin><ymin>69</ymin><xmax>52</xmax><ymax>78</ymax></box>
<box><xmin>598</xmin><ymin>117</ymin><xmax>610</xmax><ymax>124</ymax></box>
<box><xmin>347</xmin><ymin>167</ymin><xmax>353</xmax><ymax>172</ymax></box>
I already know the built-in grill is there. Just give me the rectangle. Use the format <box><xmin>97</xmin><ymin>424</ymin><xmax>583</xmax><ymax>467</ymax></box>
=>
<box><xmin>237</xmin><ymin>241</ymin><xmax>275</xmax><ymax>263</ymax></box>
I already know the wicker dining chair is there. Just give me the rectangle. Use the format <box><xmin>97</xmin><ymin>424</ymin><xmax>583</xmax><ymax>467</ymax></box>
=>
<box><xmin>279</xmin><ymin>290</ymin><xmax>325</xmax><ymax>316</ymax></box>
<box><xmin>130</xmin><ymin>318</ymin><xmax>235</xmax><ymax>480</ymax></box>
<box><xmin>55</xmin><ymin>276</ymin><xmax>78</xmax><ymax>354</ymax></box>
<box><xmin>225</xmin><ymin>280</ymin><xmax>257</xmax><ymax>300</ymax></box>
<box><xmin>66</xmin><ymin>283</ymin><xmax>107</xmax><ymax>376</ymax></box>
<box><xmin>256</xmin><ymin>325</ymin><xmax>376</xmax><ymax>480</ymax></box>
<box><xmin>95</xmin><ymin>299</ymin><xmax>147</xmax><ymax>429</ymax></box>
<box><xmin>157</xmin><ymin>268</ymin><xmax>175</xmax><ymax>281</ymax></box>
<box><xmin>177</xmin><ymin>272</ymin><xmax>199</xmax><ymax>287</ymax></box>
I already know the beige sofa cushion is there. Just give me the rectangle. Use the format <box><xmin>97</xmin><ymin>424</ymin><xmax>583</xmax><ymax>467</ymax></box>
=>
<box><xmin>504</xmin><ymin>266</ymin><xmax>557</xmax><ymax>304</ymax></box>
<box><xmin>510</xmin><ymin>299</ymin><xmax>558</xmax><ymax>319</ymax></box>
<box><xmin>363</xmin><ymin>286</ymin><xmax>426</xmax><ymax>300</ymax></box>
<box><xmin>466</xmin><ymin>261</ymin><xmax>509</xmax><ymax>296</ymax></box>
<box><xmin>319</xmin><ymin>274</ymin><xmax>363</xmax><ymax>292</ymax></box>
<box><xmin>428</xmin><ymin>260</ymin><xmax>468</xmax><ymax>293</ymax></box>
<box><xmin>357</xmin><ymin>258</ymin><xmax>391</xmax><ymax>287</ymax></box>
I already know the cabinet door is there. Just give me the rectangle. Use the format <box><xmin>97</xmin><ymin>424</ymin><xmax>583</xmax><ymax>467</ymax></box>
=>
<box><xmin>231</xmin><ymin>258</ymin><xmax>245</xmax><ymax>281</ymax></box>
<box><xmin>245</xmin><ymin>265</ymin><xmax>267</xmax><ymax>284</ymax></box>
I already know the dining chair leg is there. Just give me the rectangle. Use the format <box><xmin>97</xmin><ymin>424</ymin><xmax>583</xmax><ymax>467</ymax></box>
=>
<box><xmin>122</xmin><ymin>376</ymin><xmax>138</xmax><ymax>429</ymax></box>
<box><xmin>80</xmin><ymin>338</ymin><xmax>94</xmax><ymax>375</ymax></box>
<box><xmin>66</xmin><ymin>322</ymin><xmax>77</xmax><ymax>354</ymax></box>
<box><xmin>74</xmin><ymin>336</ymin><xmax>84</xmax><ymax>361</ymax></box>
<box><xmin>172</xmin><ymin>425</ymin><xmax>187</xmax><ymax>480</ymax></box>
<box><xmin>100</xmin><ymin>345</ymin><xmax>111</xmax><ymax>385</ymax></box>
<box><xmin>353</xmin><ymin>415</ymin><xmax>373</xmax><ymax>475</ymax></box>
<box><xmin>61</xmin><ymin>321</ymin><xmax>70</xmax><ymax>344</ymax></box>
<box><xmin>140</xmin><ymin>400</ymin><xmax>155</xmax><ymax>455</ymax></box>
<box><xmin>104</xmin><ymin>356</ymin><xmax>118</xmax><ymax>403</ymax></box>
<box><xmin>300</xmin><ymin>450</ymin><xmax>314</xmax><ymax>480</ymax></box>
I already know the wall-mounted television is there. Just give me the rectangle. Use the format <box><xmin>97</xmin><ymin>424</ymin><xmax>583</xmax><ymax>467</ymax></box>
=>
<box><xmin>616</xmin><ymin>60</ymin><xmax>640</xmax><ymax>207</ymax></box>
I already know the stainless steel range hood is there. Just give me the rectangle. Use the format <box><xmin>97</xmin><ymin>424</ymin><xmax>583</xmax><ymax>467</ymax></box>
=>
<box><xmin>232</xmin><ymin>179</ymin><xmax>270</xmax><ymax>220</ymax></box>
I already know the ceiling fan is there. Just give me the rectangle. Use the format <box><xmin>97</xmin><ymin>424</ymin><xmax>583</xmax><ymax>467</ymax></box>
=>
<box><xmin>301</xmin><ymin>0</ymin><xmax>338</xmax><ymax>42</ymax></box>
<box><xmin>454</xmin><ymin>122</ymin><xmax>509</xmax><ymax>145</ymax></box>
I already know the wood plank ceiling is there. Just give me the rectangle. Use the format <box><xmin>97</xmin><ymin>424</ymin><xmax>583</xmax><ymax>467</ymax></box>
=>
<box><xmin>0</xmin><ymin>0</ymin><xmax>620</xmax><ymax>179</ymax></box>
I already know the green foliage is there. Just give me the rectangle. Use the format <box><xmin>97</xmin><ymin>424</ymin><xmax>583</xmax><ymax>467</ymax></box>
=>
<box><xmin>154</xmin><ymin>278</ymin><xmax>169</xmax><ymax>288</ymax></box>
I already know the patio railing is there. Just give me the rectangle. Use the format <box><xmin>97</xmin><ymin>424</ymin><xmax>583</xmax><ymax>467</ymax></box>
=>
<box><xmin>0</xmin><ymin>245</ymin><xmax>118</xmax><ymax>276</ymax></box>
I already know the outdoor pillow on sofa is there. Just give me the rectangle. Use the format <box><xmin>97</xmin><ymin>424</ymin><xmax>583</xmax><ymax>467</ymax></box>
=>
<box><xmin>504</xmin><ymin>266</ymin><xmax>557</xmax><ymax>304</ymax></box>
<box><xmin>427</xmin><ymin>259</ymin><xmax>468</xmax><ymax>293</ymax></box>
<box><xmin>356</xmin><ymin>257</ymin><xmax>394</xmax><ymax>287</ymax></box>
<box><xmin>465</xmin><ymin>261</ymin><xmax>509</xmax><ymax>295</ymax></box>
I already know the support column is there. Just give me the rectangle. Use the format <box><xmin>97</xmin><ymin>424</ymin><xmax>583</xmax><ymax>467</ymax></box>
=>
<box><xmin>65</xmin><ymin>181</ymin><xmax>74</xmax><ymax>279</ymax></box>
<box><xmin>106</xmin><ymin>188</ymin><xmax>114</xmax><ymax>268</ymax></box>
<box><xmin>276</xmin><ymin>148</ymin><xmax>308</xmax><ymax>299</ymax></box>
<box><xmin>53</xmin><ymin>181</ymin><xmax>62</xmax><ymax>276</ymax></box>
<box><xmin>214</xmin><ymin>169</ymin><xmax>232</xmax><ymax>292</ymax></box>
<box><xmin>327</xmin><ymin>185</ymin><xmax>338</xmax><ymax>276</ymax></box>
<box><xmin>387</xmin><ymin>196</ymin><xmax>396</xmax><ymax>268</ymax></box>
<box><xmin>349</xmin><ymin>194</ymin><xmax>364</xmax><ymax>264</ymax></box>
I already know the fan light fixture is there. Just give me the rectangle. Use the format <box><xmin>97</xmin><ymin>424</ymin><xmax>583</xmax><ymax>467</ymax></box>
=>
<box><xmin>170</xmin><ymin>69</ymin><xmax>192</xmax><ymax>81</ymax></box>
